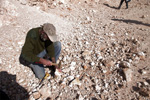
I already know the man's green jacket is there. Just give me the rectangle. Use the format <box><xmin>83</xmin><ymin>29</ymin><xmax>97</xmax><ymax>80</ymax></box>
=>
<box><xmin>20</xmin><ymin>27</ymin><xmax>55</xmax><ymax>64</ymax></box>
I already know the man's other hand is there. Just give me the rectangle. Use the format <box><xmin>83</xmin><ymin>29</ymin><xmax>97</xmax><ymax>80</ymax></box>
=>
<box><xmin>39</xmin><ymin>58</ymin><xmax>52</xmax><ymax>66</ymax></box>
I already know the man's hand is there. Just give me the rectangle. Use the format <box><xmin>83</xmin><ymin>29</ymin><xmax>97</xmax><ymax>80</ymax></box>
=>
<box><xmin>39</xmin><ymin>58</ymin><xmax>52</xmax><ymax>66</ymax></box>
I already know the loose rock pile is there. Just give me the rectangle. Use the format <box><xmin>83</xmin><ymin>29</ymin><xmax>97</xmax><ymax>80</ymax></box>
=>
<box><xmin>0</xmin><ymin>0</ymin><xmax>150</xmax><ymax>100</ymax></box>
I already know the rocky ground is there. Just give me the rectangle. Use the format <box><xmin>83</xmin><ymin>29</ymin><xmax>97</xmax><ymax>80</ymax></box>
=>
<box><xmin>0</xmin><ymin>0</ymin><xmax>150</xmax><ymax>100</ymax></box>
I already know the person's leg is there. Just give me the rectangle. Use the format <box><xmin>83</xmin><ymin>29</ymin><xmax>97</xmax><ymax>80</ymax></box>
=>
<box><xmin>29</xmin><ymin>50</ymin><xmax>47</xmax><ymax>79</ymax></box>
<box><xmin>29</xmin><ymin>64</ymin><xmax>45</xmax><ymax>79</ymax></box>
<box><xmin>53</xmin><ymin>41</ymin><xmax>61</xmax><ymax>61</ymax></box>
<box><xmin>29</xmin><ymin>42</ymin><xmax>61</xmax><ymax>79</ymax></box>
<box><xmin>125</xmin><ymin>0</ymin><xmax>128</xmax><ymax>9</ymax></box>
<box><xmin>118</xmin><ymin>0</ymin><xmax>124</xmax><ymax>9</ymax></box>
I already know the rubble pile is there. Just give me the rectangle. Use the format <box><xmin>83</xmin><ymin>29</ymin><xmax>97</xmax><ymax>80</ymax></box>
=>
<box><xmin>0</xmin><ymin>0</ymin><xmax>150</xmax><ymax>100</ymax></box>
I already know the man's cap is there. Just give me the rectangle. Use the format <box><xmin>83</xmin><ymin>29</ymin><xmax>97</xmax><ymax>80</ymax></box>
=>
<box><xmin>43</xmin><ymin>23</ymin><xmax>58</xmax><ymax>42</ymax></box>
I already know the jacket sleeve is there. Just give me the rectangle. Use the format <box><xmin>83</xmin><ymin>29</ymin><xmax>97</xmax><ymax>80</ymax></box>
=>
<box><xmin>21</xmin><ymin>30</ymin><xmax>40</xmax><ymax>63</ymax></box>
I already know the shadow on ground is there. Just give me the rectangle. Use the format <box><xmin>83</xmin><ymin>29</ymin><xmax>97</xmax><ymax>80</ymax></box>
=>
<box><xmin>111</xmin><ymin>18</ymin><xmax>150</xmax><ymax>27</ymax></box>
<box><xmin>0</xmin><ymin>71</ymin><xmax>29</xmax><ymax>100</ymax></box>
<box><xmin>103</xmin><ymin>3</ymin><xmax>119</xmax><ymax>9</ymax></box>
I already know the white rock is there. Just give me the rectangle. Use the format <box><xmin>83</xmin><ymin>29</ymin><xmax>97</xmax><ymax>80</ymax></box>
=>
<box><xmin>63</xmin><ymin>56</ymin><xmax>66</xmax><ymax>62</ymax></box>
<box><xmin>86</xmin><ymin>16</ymin><xmax>90</xmax><ymax>21</ymax></box>
<box><xmin>110</xmin><ymin>33</ymin><xmax>115</xmax><ymax>36</ymax></box>
<box><xmin>95</xmin><ymin>85</ymin><xmax>101</xmax><ymax>91</ymax></box>
<box><xmin>84</xmin><ymin>41</ymin><xmax>89</xmax><ymax>45</ymax></box>
<box><xmin>0</xmin><ymin>59</ymin><xmax>2</xmax><ymax>64</ymax></box>
<box><xmin>143</xmin><ymin>81</ymin><xmax>149</xmax><ymax>86</ymax></box>
<box><xmin>105</xmin><ymin>83</ymin><xmax>109</xmax><ymax>88</ymax></box>
<box><xmin>9</xmin><ymin>65</ymin><xmax>12</xmax><ymax>68</ymax></box>
<box><xmin>70</xmin><ymin>62</ymin><xmax>76</xmax><ymax>70</ymax></box>
<box><xmin>124</xmin><ymin>69</ymin><xmax>133</xmax><ymax>82</ymax></box>
<box><xmin>68</xmin><ymin>76</ymin><xmax>74</xmax><ymax>80</ymax></box>
<box><xmin>79</xmin><ymin>94</ymin><xmax>84</xmax><ymax>100</ymax></box>
<box><xmin>32</xmin><ymin>83</ymin><xmax>37</xmax><ymax>87</ymax></box>
<box><xmin>90</xmin><ymin>62</ymin><xmax>95</xmax><ymax>66</ymax></box>
<box><xmin>39</xmin><ymin>87</ymin><xmax>51</xmax><ymax>98</ymax></box>
<box><xmin>32</xmin><ymin>91</ymin><xmax>41</xmax><ymax>100</ymax></box>
<box><xmin>69</xmin><ymin>78</ymin><xmax>81</xmax><ymax>87</ymax></box>
<box><xmin>137</xmin><ymin>82</ymin><xmax>142</xmax><ymax>87</ymax></box>
<box><xmin>8</xmin><ymin>47</ymin><xmax>13</xmax><ymax>50</ymax></box>
<box><xmin>53</xmin><ymin>86</ymin><xmax>56</xmax><ymax>89</ymax></box>
<box><xmin>103</xmin><ymin>70</ymin><xmax>107</xmax><ymax>73</ymax></box>
<box><xmin>18</xmin><ymin>79</ymin><xmax>24</xmax><ymax>83</ymax></box>
<box><xmin>55</xmin><ymin>69</ymin><xmax>62</xmax><ymax>77</ymax></box>
<box><xmin>18</xmin><ymin>41</ymin><xmax>23</xmax><ymax>45</ymax></box>
<box><xmin>70</xmin><ymin>66</ymin><xmax>76</xmax><ymax>70</ymax></box>
<box><xmin>59</xmin><ymin>0</ymin><xmax>65</xmax><ymax>4</ymax></box>
<box><xmin>98</xmin><ymin>56</ymin><xmax>103</xmax><ymax>60</ymax></box>
<box><xmin>0</xmin><ymin>20</ymin><xmax>2</xmax><ymax>27</ymax></box>
<box><xmin>71</xmin><ymin>62</ymin><xmax>76</xmax><ymax>66</ymax></box>
<box><xmin>141</xmin><ymin>70</ymin><xmax>147</xmax><ymax>75</ymax></box>
<box><xmin>63</xmin><ymin>68</ymin><xmax>70</xmax><ymax>72</ymax></box>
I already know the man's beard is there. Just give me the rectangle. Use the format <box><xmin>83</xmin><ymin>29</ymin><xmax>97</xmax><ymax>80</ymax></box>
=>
<box><xmin>40</xmin><ymin>34</ymin><xmax>47</xmax><ymax>41</ymax></box>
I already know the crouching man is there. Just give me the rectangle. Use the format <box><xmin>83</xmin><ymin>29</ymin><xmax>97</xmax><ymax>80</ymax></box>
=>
<box><xmin>19</xmin><ymin>23</ymin><xmax>61</xmax><ymax>80</ymax></box>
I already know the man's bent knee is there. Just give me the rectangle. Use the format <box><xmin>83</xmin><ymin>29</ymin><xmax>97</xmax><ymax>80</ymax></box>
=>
<box><xmin>36</xmin><ymin>73</ymin><xmax>45</xmax><ymax>79</ymax></box>
<box><xmin>54</xmin><ymin>41</ymin><xmax>61</xmax><ymax>48</ymax></box>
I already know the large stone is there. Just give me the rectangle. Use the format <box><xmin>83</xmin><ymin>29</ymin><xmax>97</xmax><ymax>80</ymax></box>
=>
<box><xmin>123</xmin><ymin>68</ymin><xmax>133</xmax><ymax>82</ymax></box>
<box><xmin>32</xmin><ymin>91</ymin><xmax>41</xmax><ymax>100</ymax></box>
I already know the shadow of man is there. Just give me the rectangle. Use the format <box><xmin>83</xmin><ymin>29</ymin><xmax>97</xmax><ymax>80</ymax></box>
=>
<box><xmin>0</xmin><ymin>71</ymin><xmax>29</xmax><ymax>100</ymax></box>
<box><xmin>103</xmin><ymin>3</ymin><xmax>119</xmax><ymax>10</ymax></box>
<box><xmin>111</xmin><ymin>18</ymin><xmax>150</xmax><ymax>27</ymax></box>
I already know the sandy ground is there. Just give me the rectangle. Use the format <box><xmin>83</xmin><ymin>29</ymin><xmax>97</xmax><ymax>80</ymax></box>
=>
<box><xmin>0</xmin><ymin>0</ymin><xmax>150</xmax><ymax>100</ymax></box>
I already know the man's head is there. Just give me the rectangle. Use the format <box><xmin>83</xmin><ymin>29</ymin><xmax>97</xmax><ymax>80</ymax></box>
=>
<box><xmin>41</xmin><ymin>23</ymin><xmax>58</xmax><ymax>42</ymax></box>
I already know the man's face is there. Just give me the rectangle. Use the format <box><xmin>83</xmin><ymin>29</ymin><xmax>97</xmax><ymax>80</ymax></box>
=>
<box><xmin>40</xmin><ymin>30</ymin><xmax>49</xmax><ymax>41</ymax></box>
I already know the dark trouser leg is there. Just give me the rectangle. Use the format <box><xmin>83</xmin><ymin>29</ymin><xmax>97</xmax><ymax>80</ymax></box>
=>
<box><xmin>118</xmin><ymin>0</ymin><xmax>124</xmax><ymax>9</ymax></box>
<box><xmin>125</xmin><ymin>0</ymin><xmax>128</xmax><ymax>9</ymax></box>
<box><xmin>29</xmin><ymin>50</ymin><xmax>47</xmax><ymax>79</ymax></box>
<box><xmin>29</xmin><ymin>63</ymin><xmax>45</xmax><ymax>79</ymax></box>
<box><xmin>53</xmin><ymin>41</ymin><xmax>61</xmax><ymax>61</ymax></box>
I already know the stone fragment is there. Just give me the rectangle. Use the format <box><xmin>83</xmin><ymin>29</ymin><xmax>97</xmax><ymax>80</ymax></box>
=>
<box><xmin>60</xmin><ymin>81</ymin><xmax>66</xmax><ymax>88</ymax></box>
<box><xmin>139</xmin><ymin>69</ymin><xmax>147</xmax><ymax>75</ymax></box>
<box><xmin>103</xmin><ymin>59</ymin><xmax>115</xmax><ymax>67</ymax></box>
<box><xmin>55</xmin><ymin>69</ymin><xmax>62</xmax><ymax>77</ymax></box>
<box><xmin>119</xmin><ymin>61</ymin><xmax>131</xmax><ymax>68</ymax></box>
<box><xmin>81</xmin><ymin>50</ymin><xmax>91</xmax><ymax>56</ymax></box>
<box><xmin>68</xmin><ymin>76</ymin><xmax>74</xmax><ymax>81</ymax></box>
<box><xmin>18</xmin><ymin>41</ymin><xmax>24</xmax><ymax>45</ymax></box>
<box><xmin>69</xmin><ymin>78</ymin><xmax>81</xmax><ymax>87</ymax></box>
<box><xmin>70</xmin><ymin>66</ymin><xmax>76</xmax><ymax>70</ymax></box>
<box><xmin>102</xmin><ymin>70</ymin><xmax>107</xmax><ymax>73</ymax></box>
<box><xmin>39</xmin><ymin>87</ymin><xmax>51</xmax><ymax>98</ymax></box>
<box><xmin>0</xmin><ymin>59</ymin><xmax>2</xmax><ymax>64</ymax></box>
<box><xmin>123</xmin><ymin>68</ymin><xmax>133</xmax><ymax>82</ymax></box>
<box><xmin>143</xmin><ymin>81</ymin><xmax>149</xmax><ymax>86</ymax></box>
<box><xmin>71</xmin><ymin>62</ymin><xmax>76</xmax><ymax>66</ymax></box>
<box><xmin>83</xmin><ymin>65</ymin><xmax>88</xmax><ymax>70</ymax></box>
<box><xmin>19</xmin><ymin>0</ymin><xmax>28</xmax><ymax>5</ymax></box>
<box><xmin>70</xmin><ymin>62</ymin><xmax>76</xmax><ymax>70</ymax></box>
<box><xmin>32</xmin><ymin>91</ymin><xmax>41</xmax><ymax>100</ymax></box>
<box><xmin>0</xmin><ymin>20</ymin><xmax>2</xmax><ymax>27</ymax></box>
<box><xmin>138</xmin><ymin>52</ymin><xmax>146</xmax><ymax>60</ymax></box>
<box><xmin>95</xmin><ymin>85</ymin><xmax>101</xmax><ymax>92</ymax></box>
<box><xmin>79</xmin><ymin>94</ymin><xmax>84</xmax><ymax>100</ymax></box>
<box><xmin>90</xmin><ymin>62</ymin><xmax>95</xmax><ymax>66</ymax></box>
<box><xmin>18</xmin><ymin>79</ymin><xmax>24</xmax><ymax>83</ymax></box>
<box><xmin>139</xmin><ymin>88</ymin><xmax>149</xmax><ymax>97</ymax></box>
<box><xmin>146</xmin><ymin>79</ymin><xmax>150</xmax><ymax>84</ymax></box>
